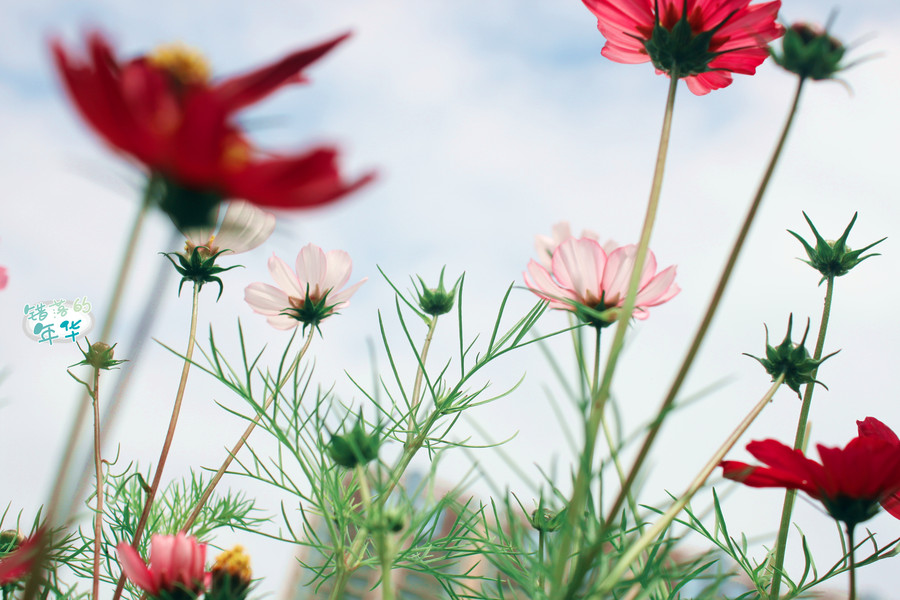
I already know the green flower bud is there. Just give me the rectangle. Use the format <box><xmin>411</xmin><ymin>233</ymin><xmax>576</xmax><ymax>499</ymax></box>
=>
<box><xmin>744</xmin><ymin>315</ymin><xmax>838</xmax><ymax>397</ymax></box>
<box><xmin>0</xmin><ymin>530</ymin><xmax>23</xmax><ymax>554</ymax></box>
<box><xmin>414</xmin><ymin>267</ymin><xmax>461</xmax><ymax>317</ymax></box>
<box><xmin>327</xmin><ymin>416</ymin><xmax>381</xmax><ymax>469</ymax></box>
<box><xmin>71</xmin><ymin>339</ymin><xmax>127</xmax><ymax>370</ymax></box>
<box><xmin>771</xmin><ymin>23</ymin><xmax>847</xmax><ymax>81</ymax></box>
<box><xmin>788</xmin><ymin>212</ymin><xmax>884</xmax><ymax>284</ymax></box>
<box><xmin>161</xmin><ymin>245</ymin><xmax>241</xmax><ymax>301</ymax></box>
<box><xmin>383</xmin><ymin>507</ymin><xmax>407</xmax><ymax>533</ymax></box>
<box><xmin>530</xmin><ymin>508</ymin><xmax>565</xmax><ymax>533</ymax></box>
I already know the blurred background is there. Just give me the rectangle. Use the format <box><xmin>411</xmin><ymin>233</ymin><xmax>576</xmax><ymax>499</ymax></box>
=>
<box><xmin>2</xmin><ymin>0</ymin><xmax>900</xmax><ymax>597</ymax></box>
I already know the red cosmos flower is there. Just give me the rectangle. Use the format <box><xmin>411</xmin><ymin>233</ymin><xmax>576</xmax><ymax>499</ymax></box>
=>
<box><xmin>53</xmin><ymin>32</ymin><xmax>374</xmax><ymax>228</ymax></box>
<box><xmin>581</xmin><ymin>0</ymin><xmax>784</xmax><ymax>95</ymax></box>
<box><xmin>857</xmin><ymin>417</ymin><xmax>900</xmax><ymax>519</ymax></box>
<box><xmin>721</xmin><ymin>430</ymin><xmax>900</xmax><ymax>528</ymax></box>
<box><xmin>117</xmin><ymin>533</ymin><xmax>208</xmax><ymax>597</ymax></box>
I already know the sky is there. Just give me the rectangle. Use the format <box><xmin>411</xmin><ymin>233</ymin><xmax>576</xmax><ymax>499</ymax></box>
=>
<box><xmin>2</xmin><ymin>0</ymin><xmax>900</xmax><ymax>597</ymax></box>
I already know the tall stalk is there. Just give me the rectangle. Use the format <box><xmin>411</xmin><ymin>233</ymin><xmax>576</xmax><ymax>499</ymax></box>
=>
<box><xmin>768</xmin><ymin>275</ymin><xmax>834</xmax><ymax>599</ymax></box>
<box><xmin>605</xmin><ymin>77</ymin><xmax>807</xmax><ymax>528</ymax></box>
<box><xmin>112</xmin><ymin>281</ymin><xmax>201</xmax><ymax>600</ymax></box>
<box><xmin>552</xmin><ymin>73</ymin><xmax>679</xmax><ymax>592</ymax></box>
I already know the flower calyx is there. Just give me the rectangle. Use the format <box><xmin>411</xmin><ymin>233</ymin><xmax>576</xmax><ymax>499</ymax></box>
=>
<box><xmin>279</xmin><ymin>287</ymin><xmax>342</xmax><ymax>334</ymax></box>
<box><xmin>327</xmin><ymin>414</ymin><xmax>382</xmax><ymax>469</ymax></box>
<box><xmin>643</xmin><ymin>0</ymin><xmax>730</xmax><ymax>78</ymax></box>
<box><xmin>162</xmin><ymin>245</ymin><xmax>241</xmax><ymax>302</ymax></box>
<box><xmin>208</xmin><ymin>545</ymin><xmax>252</xmax><ymax>600</ymax></box>
<box><xmin>744</xmin><ymin>314</ymin><xmax>838</xmax><ymax>397</ymax></box>
<box><xmin>414</xmin><ymin>267</ymin><xmax>461</xmax><ymax>318</ymax></box>
<box><xmin>771</xmin><ymin>22</ymin><xmax>847</xmax><ymax>81</ymax></box>
<box><xmin>71</xmin><ymin>339</ymin><xmax>127</xmax><ymax>370</ymax></box>
<box><xmin>788</xmin><ymin>212</ymin><xmax>884</xmax><ymax>284</ymax></box>
<box><xmin>530</xmin><ymin>507</ymin><xmax>566</xmax><ymax>533</ymax></box>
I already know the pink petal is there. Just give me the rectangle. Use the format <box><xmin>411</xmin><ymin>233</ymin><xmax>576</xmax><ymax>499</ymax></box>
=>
<box><xmin>213</xmin><ymin>201</ymin><xmax>276</xmax><ymax>254</ymax></box>
<box><xmin>328</xmin><ymin>277</ymin><xmax>367</xmax><ymax>309</ymax></box>
<box><xmin>268</xmin><ymin>253</ymin><xmax>303</xmax><ymax>298</ymax></box>
<box><xmin>321</xmin><ymin>249</ymin><xmax>353</xmax><ymax>294</ymax></box>
<box><xmin>245</xmin><ymin>282</ymin><xmax>290</xmax><ymax>315</ymax></box>
<box><xmin>295</xmin><ymin>243</ymin><xmax>327</xmax><ymax>293</ymax></box>
<box><xmin>117</xmin><ymin>543</ymin><xmax>158</xmax><ymax>595</ymax></box>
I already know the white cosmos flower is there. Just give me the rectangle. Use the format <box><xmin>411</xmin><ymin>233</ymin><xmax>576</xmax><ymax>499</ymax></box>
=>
<box><xmin>182</xmin><ymin>201</ymin><xmax>276</xmax><ymax>256</ymax></box>
<box><xmin>244</xmin><ymin>243</ymin><xmax>366</xmax><ymax>330</ymax></box>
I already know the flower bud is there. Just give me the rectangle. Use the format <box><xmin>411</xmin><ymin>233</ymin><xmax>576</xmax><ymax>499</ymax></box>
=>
<box><xmin>0</xmin><ymin>531</ymin><xmax>23</xmax><ymax>554</ymax></box>
<box><xmin>744</xmin><ymin>314</ymin><xmax>838</xmax><ymax>397</ymax></box>
<box><xmin>207</xmin><ymin>545</ymin><xmax>252</xmax><ymax>600</ymax></box>
<box><xmin>414</xmin><ymin>268</ymin><xmax>461</xmax><ymax>317</ymax></box>
<box><xmin>788</xmin><ymin>212</ymin><xmax>884</xmax><ymax>284</ymax></box>
<box><xmin>383</xmin><ymin>507</ymin><xmax>407</xmax><ymax>533</ymax></box>
<box><xmin>771</xmin><ymin>23</ymin><xmax>846</xmax><ymax>80</ymax></box>
<box><xmin>530</xmin><ymin>508</ymin><xmax>564</xmax><ymax>533</ymax></box>
<box><xmin>327</xmin><ymin>416</ymin><xmax>381</xmax><ymax>469</ymax></box>
<box><xmin>72</xmin><ymin>339</ymin><xmax>127</xmax><ymax>370</ymax></box>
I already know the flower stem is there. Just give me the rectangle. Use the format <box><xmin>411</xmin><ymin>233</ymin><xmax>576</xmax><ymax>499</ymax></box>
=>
<box><xmin>847</xmin><ymin>525</ymin><xmax>857</xmax><ymax>600</ymax></box>
<box><xmin>112</xmin><ymin>281</ymin><xmax>201</xmax><ymax>600</ymax></box>
<box><xmin>604</xmin><ymin>76</ymin><xmax>807</xmax><ymax>529</ymax></box>
<box><xmin>552</xmin><ymin>73</ymin><xmax>679</xmax><ymax>593</ymax></box>
<box><xmin>181</xmin><ymin>326</ymin><xmax>316</xmax><ymax>532</ymax></box>
<box><xmin>406</xmin><ymin>316</ymin><xmax>439</xmax><ymax>449</ymax></box>
<box><xmin>90</xmin><ymin>366</ymin><xmax>102</xmax><ymax>600</ymax></box>
<box><xmin>768</xmin><ymin>274</ymin><xmax>834</xmax><ymax>600</ymax></box>
<box><xmin>593</xmin><ymin>374</ymin><xmax>785</xmax><ymax>597</ymax></box>
<box><xmin>23</xmin><ymin>197</ymin><xmax>150</xmax><ymax>600</ymax></box>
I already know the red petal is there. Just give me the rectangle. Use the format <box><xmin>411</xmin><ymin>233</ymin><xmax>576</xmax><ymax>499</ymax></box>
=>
<box><xmin>213</xmin><ymin>32</ymin><xmax>351</xmax><ymax>113</ymax></box>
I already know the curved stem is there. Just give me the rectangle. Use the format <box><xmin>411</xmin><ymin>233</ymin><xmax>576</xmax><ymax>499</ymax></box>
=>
<box><xmin>593</xmin><ymin>374</ymin><xmax>785</xmax><ymax>597</ymax></box>
<box><xmin>406</xmin><ymin>317</ymin><xmax>439</xmax><ymax>448</ymax></box>
<box><xmin>112</xmin><ymin>281</ymin><xmax>201</xmax><ymax>600</ymax></box>
<box><xmin>181</xmin><ymin>326</ymin><xmax>316</xmax><ymax>532</ymax></box>
<box><xmin>605</xmin><ymin>76</ymin><xmax>807</xmax><ymax>528</ymax></box>
<box><xmin>90</xmin><ymin>367</ymin><xmax>102</xmax><ymax>600</ymax></box>
<box><xmin>552</xmin><ymin>73</ymin><xmax>679</xmax><ymax>593</ymax></box>
<box><xmin>768</xmin><ymin>274</ymin><xmax>834</xmax><ymax>599</ymax></box>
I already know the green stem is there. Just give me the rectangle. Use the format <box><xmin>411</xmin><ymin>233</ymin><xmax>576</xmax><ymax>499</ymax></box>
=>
<box><xmin>538</xmin><ymin>530</ymin><xmax>546</xmax><ymax>592</ymax></box>
<box><xmin>604</xmin><ymin>76</ymin><xmax>808</xmax><ymax>529</ymax></box>
<box><xmin>847</xmin><ymin>525</ymin><xmax>857</xmax><ymax>600</ymax></box>
<box><xmin>90</xmin><ymin>366</ymin><xmax>102</xmax><ymax>600</ymax></box>
<box><xmin>768</xmin><ymin>274</ymin><xmax>834</xmax><ymax>599</ymax></box>
<box><xmin>112</xmin><ymin>281</ymin><xmax>201</xmax><ymax>600</ymax></box>
<box><xmin>181</xmin><ymin>326</ymin><xmax>316</xmax><ymax>532</ymax></box>
<box><xmin>552</xmin><ymin>72</ymin><xmax>679</xmax><ymax>594</ymax></box>
<box><xmin>592</xmin><ymin>374</ymin><xmax>785</xmax><ymax>597</ymax></box>
<box><xmin>23</xmin><ymin>195</ymin><xmax>151</xmax><ymax>600</ymax></box>
<box><xmin>406</xmin><ymin>317</ymin><xmax>439</xmax><ymax>448</ymax></box>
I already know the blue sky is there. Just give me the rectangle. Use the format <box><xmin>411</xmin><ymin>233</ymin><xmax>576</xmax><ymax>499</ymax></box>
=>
<box><xmin>3</xmin><ymin>0</ymin><xmax>900</xmax><ymax>597</ymax></box>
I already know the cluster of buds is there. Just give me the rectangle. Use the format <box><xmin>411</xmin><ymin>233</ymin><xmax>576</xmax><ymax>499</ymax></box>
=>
<box><xmin>744</xmin><ymin>314</ymin><xmax>838</xmax><ymax>397</ymax></box>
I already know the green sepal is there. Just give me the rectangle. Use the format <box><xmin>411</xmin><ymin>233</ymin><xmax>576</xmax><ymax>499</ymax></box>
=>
<box><xmin>326</xmin><ymin>413</ymin><xmax>382</xmax><ymax>469</ymax></box>
<box><xmin>771</xmin><ymin>22</ymin><xmax>847</xmax><ymax>81</ymax></box>
<box><xmin>278</xmin><ymin>286</ymin><xmax>342</xmax><ymax>334</ymax></box>
<box><xmin>161</xmin><ymin>247</ymin><xmax>241</xmax><ymax>301</ymax></box>
<box><xmin>414</xmin><ymin>266</ymin><xmax>462</xmax><ymax>317</ymax></box>
<box><xmin>70</xmin><ymin>338</ymin><xmax>127</xmax><ymax>370</ymax></box>
<box><xmin>744</xmin><ymin>314</ymin><xmax>839</xmax><ymax>397</ymax></box>
<box><xmin>788</xmin><ymin>212</ymin><xmax>885</xmax><ymax>284</ymax></box>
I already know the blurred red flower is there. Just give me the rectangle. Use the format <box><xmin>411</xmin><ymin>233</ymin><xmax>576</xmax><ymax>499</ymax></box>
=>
<box><xmin>53</xmin><ymin>32</ymin><xmax>374</xmax><ymax>228</ymax></box>
<box><xmin>0</xmin><ymin>532</ymin><xmax>41</xmax><ymax>586</ymax></box>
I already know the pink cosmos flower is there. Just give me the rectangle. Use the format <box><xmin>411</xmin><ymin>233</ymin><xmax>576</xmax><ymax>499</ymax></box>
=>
<box><xmin>244</xmin><ymin>243</ymin><xmax>366</xmax><ymax>330</ymax></box>
<box><xmin>534</xmin><ymin>222</ymin><xmax>615</xmax><ymax>270</ymax></box>
<box><xmin>0</xmin><ymin>266</ymin><xmax>7</xmax><ymax>291</ymax></box>
<box><xmin>525</xmin><ymin>237</ymin><xmax>679</xmax><ymax>327</ymax></box>
<box><xmin>582</xmin><ymin>0</ymin><xmax>784</xmax><ymax>95</ymax></box>
<box><xmin>116</xmin><ymin>533</ymin><xmax>207</xmax><ymax>597</ymax></box>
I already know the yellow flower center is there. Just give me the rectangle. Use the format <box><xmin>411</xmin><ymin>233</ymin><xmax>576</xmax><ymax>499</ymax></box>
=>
<box><xmin>148</xmin><ymin>42</ymin><xmax>211</xmax><ymax>86</ymax></box>
<box><xmin>212</xmin><ymin>545</ymin><xmax>252</xmax><ymax>581</ymax></box>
